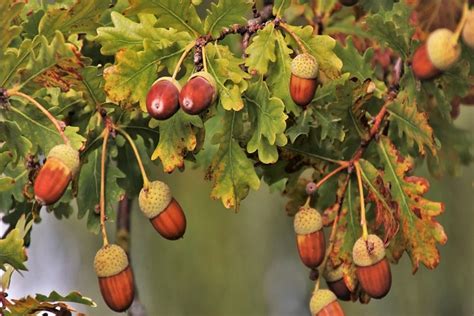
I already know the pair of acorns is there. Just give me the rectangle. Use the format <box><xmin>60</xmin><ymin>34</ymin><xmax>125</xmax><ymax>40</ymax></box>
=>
<box><xmin>412</xmin><ymin>10</ymin><xmax>474</xmax><ymax>80</ymax></box>
<box><xmin>293</xmin><ymin>206</ymin><xmax>392</xmax><ymax>315</ymax></box>
<box><xmin>93</xmin><ymin>181</ymin><xmax>187</xmax><ymax>312</ymax></box>
<box><xmin>146</xmin><ymin>71</ymin><xmax>217</xmax><ymax>120</ymax></box>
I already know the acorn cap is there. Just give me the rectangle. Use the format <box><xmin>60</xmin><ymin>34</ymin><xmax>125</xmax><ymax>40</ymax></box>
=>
<box><xmin>138</xmin><ymin>180</ymin><xmax>172</xmax><ymax>219</ymax></box>
<box><xmin>293</xmin><ymin>205</ymin><xmax>323</xmax><ymax>235</ymax></box>
<box><xmin>309</xmin><ymin>289</ymin><xmax>337</xmax><ymax>315</ymax></box>
<box><xmin>352</xmin><ymin>234</ymin><xmax>386</xmax><ymax>267</ymax></box>
<box><xmin>427</xmin><ymin>28</ymin><xmax>461</xmax><ymax>70</ymax></box>
<box><xmin>291</xmin><ymin>53</ymin><xmax>319</xmax><ymax>79</ymax></box>
<box><xmin>47</xmin><ymin>144</ymin><xmax>80</xmax><ymax>175</ymax></box>
<box><xmin>324</xmin><ymin>265</ymin><xmax>343</xmax><ymax>282</ymax></box>
<box><xmin>153</xmin><ymin>76</ymin><xmax>182</xmax><ymax>91</ymax></box>
<box><xmin>94</xmin><ymin>244</ymin><xmax>129</xmax><ymax>278</ymax></box>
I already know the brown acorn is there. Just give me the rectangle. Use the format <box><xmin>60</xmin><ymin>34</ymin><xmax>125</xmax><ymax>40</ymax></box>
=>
<box><xmin>179</xmin><ymin>71</ymin><xmax>217</xmax><ymax>115</ymax></box>
<box><xmin>138</xmin><ymin>180</ymin><xmax>186</xmax><ymax>240</ymax></box>
<box><xmin>293</xmin><ymin>205</ymin><xmax>325</xmax><ymax>268</ymax></box>
<box><xmin>324</xmin><ymin>265</ymin><xmax>351</xmax><ymax>301</ymax></box>
<box><xmin>352</xmin><ymin>234</ymin><xmax>392</xmax><ymax>299</ymax></box>
<box><xmin>34</xmin><ymin>144</ymin><xmax>80</xmax><ymax>205</ymax></box>
<box><xmin>462</xmin><ymin>10</ymin><xmax>474</xmax><ymax>49</ymax></box>
<box><xmin>146</xmin><ymin>77</ymin><xmax>181</xmax><ymax>120</ymax></box>
<box><xmin>309</xmin><ymin>289</ymin><xmax>345</xmax><ymax>316</ymax></box>
<box><xmin>290</xmin><ymin>53</ymin><xmax>319</xmax><ymax>107</ymax></box>
<box><xmin>339</xmin><ymin>0</ymin><xmax>358</xmax><ymax>6</ymax></box>
<box><xmin>412</xmin><ymin>28</ymin><xmax>462</xmax><ymax>80</ymax></box>
<box><xmin>94</xmin><ymin>244</ymin><xmax>135</xmax><ymax>312</ymax></box>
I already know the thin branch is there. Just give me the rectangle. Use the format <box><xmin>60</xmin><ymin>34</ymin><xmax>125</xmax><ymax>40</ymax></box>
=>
<box><xmin>100</xmin><ymin>128</ymin><xmax>110</xmax><ymax>246</ymax></box>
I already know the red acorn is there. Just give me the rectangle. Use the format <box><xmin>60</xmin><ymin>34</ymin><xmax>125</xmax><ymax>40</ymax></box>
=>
<box><xmin>179</xmin><ymin>71</ymin><xmax>217</xmax><ymax>115</ymax></box>
<box><xmin>94</xmin><ymin>244</ymin><xmax>135</xmax><ymax>312</ymax></box>
<box><xmin>309</xmin><ymin>289</ymin><xmax>345</xmax><ymax>316</ymax></box>
<box><xmin>293</xmin><ymin>205</ymin><xmax>325</xmax><ymax>268</ymax></box>
<box><xmin>146</xmin><ymin>77</ymin><xmax>181</xmax><ymax>120</ymax></box>
<box><xmin>138</xmin><ymin>180</ymin><xmax>186</xmax><ymax>240</ymax></box>
<box><xmin>290</xmin><ymin>53</ymin><xmax>319</xmax><ymax>107</ymax></box>
<box><xmin>34</xmin><ymin>144</ymin><xmax>80</xmax><ymax>205</ymax></box>
<box><xmin>412</xmin><ymin>28</ymin><xmax>461</xmax><ymax>80</ymax></box>
<box><xmin>324</xmin><ymin>265</ymin><xmax>351</xmax><ymax>301</ymax></box>
<box><xmin>352</xmin><ymin>234</ymin><xmax>392</xmax><ymax>299</ymax></box>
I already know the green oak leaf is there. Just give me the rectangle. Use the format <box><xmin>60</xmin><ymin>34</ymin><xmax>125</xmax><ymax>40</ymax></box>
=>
<box><xmin>313</xmin><ymin>109</ymin><xmax>345</xmax><ymax>142</ymax></box>
<box><xmin>0</xmin><ymin>1</ymin><xmax>24</xmax><ymax>51</ymax></box>
<box><xmin>125</xmin><ymin>0</ymin><xmax>203</xmax><ymax>36</ymax></box>
<box><xmin>267</xmin><ymin>30</ymin><xmax>300</xmax><ymax>115</ymax></box>
<box><xmin>96</xmin><ymin>12</ymin><xmax>191</xmax><ymax>55</ymax></box>
<box><xmin>377</xmin><ymin>136</ymin><xmax>447</xmax><ymax>272</ymax></box>
<box><xmin>205</xmin><ymin>44</ymin><xmax>251</xmax><ymax>111</ymax></box>
<box><xmin>204</xmin><ymin>0</ymin><xmax>252</xmax><ymax>37</ymax></box>
<box><xmin>245</xmin><ymin>23</ymin><xmax>277</xmax><ymax>75</ymax></box>
<box><xmin>38</xmin><ymin>0</ymin><xmax>110</xmax><ymax>37</ymax></box>
<box><xmin>0</xmin><ymin>40</ymin><xmax>34</xmax><ymax>88</ymax></box>
<box><xmin>35</xmin><ymin>291</ymin><xmax>96</xmax><ymax>306</ymax></box>
<box><xmin>273</xmin><ymin>0</ymin><xmax>291</xmax><ymax>17</ymax></box>
<box><xmin>208</xmin><ymin>109</ymin><xmax>260</xmax><ymax>209</ymax></box>
<box><xmin>77</xmin><ymin>145</ymin><xmax>126</xmax><ymax>233</ymax></box>
<box><xmin>0</xmin><ymin>229</ymin><xmax>27</xmax><ymax>271</ymax></box>
<box><xmin>245</xmin><ymin>79</ymin><xmax>288</xmax><ymax>164</ymax></box>
<box><xmin>0</xmin><ymin>121</ymin><xmax>33</xmax><ymax>166</ymax></box>
<box><xmin>149</xmin><ymin>111</ymin><xmax>202</xmax><ymax>173</ymax></box>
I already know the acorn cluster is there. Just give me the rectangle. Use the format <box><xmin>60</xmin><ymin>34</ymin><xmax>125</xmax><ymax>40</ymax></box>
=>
<box><xmin>293</xmin><ymin>205</ymin><xmax>392</xmax><ymax>316</ymax></box>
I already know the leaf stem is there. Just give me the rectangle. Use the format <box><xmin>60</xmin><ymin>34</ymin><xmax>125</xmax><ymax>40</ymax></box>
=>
<box><xmin>451</xmin><ymin>2</ymin><xmax>469</xmax><ymax>45</ymax></box>
<box><xmin>172</xmin><ymin>42</ymin><xmax>195</xmax><ymax>80</ymax></box>
<box><xmin>278</xmin><ymin>22</ymin><xmax>308</xmax><ymax>54</ymax></box>
<box><xmin>315</xmin><ymin>163</ymin><xmax>350</xmax><ymax>189</ymax></box>
<box><xmin>100</xmin><ymin>128</ymin><xmax>110</xmax><ymax>247</ymax></box>
<box><xmin>202</xmin><ymin>45</ymin><xmax>208</xmax><ymax>73</ymax></box>
<box><xmin>7</xmin><ymin>90</ymin><xmax>69</xmax><ymax>145</ymax></box>
<box><xmin>115</xmin><ymin>127</ymin><xmax>150</xmax><ymax>189</ymax></box>
<box><xmin>354</xmin><ymin>162</ymin><xmax>368</xmax><ymax>241</ymax></box>
<box><xmin>284</xmin><ymin>146</ymin><xmax>347</xmax><ymax>166</ymax></box>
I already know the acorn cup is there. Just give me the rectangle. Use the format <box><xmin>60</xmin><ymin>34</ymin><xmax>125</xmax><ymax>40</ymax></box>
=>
<box><xmin>324</xmin><ymin>265</ymin><xmax>351</xmax><ymax>301</ymax></box>
<box><xmin>146</xmin><ymin>77</ymin><xmax>181</xmax><ymax>120</ymax></box>
<box><xmin>412</xmin><ymin>28</ymin><xmax>462</xmax><ymax>80</ymax></box>
<box><xmin>34</xmin><ymin>144</ymin><xmax>80</xmax><ymax>205</ymax></box>
<box><xmin>94</xmin><ymin>244</ymin><xmax>135</xmax><ymax>312</ymax></box>
<box><xmin>290</xmin><ymin>53</ymin><xmax>319</xmax><ymax>107</ymax></box>
<box><xmin>462</xmin><ymin>10</ymin><xmax>474</xmax><ymax>49</ymax></box>
<box><xmin>138</xmin><ymin>180</ymin><xmax>186</xmax><ymax>240</ymax></box>
<box><xmin>309</xmin><ymin>289</ymin><xmax>345</xmax><ymax>316</ymax></box>
<box><xmin>293</xmin><ymin>205</ymin><xmax>325</xmax><ymax>268</ymax></box>
<box><xmin>179</xmin><ymin>71</ymin><xmax>217</xmax><ymax>115</ymax></box>
<box><xmin>352</xmin><ymin>234</ymin><xmax>392</xmax><ymax>299</ymax></box>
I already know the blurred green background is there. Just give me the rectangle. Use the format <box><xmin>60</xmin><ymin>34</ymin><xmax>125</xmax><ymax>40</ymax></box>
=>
<box><xmin>6</xmin><ymin>108</ymin><xmax>474</xmax><ymax>315</ymax></box>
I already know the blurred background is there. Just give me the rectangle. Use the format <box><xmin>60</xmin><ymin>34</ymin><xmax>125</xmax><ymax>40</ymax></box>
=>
<box><xmin>4</xmin><ymin>107</ymin><xmax>473</xmax><ymax>315</ymax></box>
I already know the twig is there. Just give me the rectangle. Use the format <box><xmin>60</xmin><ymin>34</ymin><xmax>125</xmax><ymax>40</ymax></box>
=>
<box><xmin>100</xmin><ymin>127</ymin><xmax>110</xmax><ymax>246</ymax></box>
<box><xmin>354</xmin><ymin>162</ymin><xmax>368</xmax><ymax>240</ymax></box>
<box><xmin>278</xmin><ymin>22</ymin><xmax>308</xmax><ymax>54</ymax></box>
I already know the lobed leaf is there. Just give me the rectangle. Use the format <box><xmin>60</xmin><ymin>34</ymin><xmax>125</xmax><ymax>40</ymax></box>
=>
<box><xmin>204</xmin><ymin>0</ymin><xmax>253</xmax><ymax>37</ymax></box>
<box><xmin>245</xmin><ymin>23</ymin><xmax>277</xmax><ymax>75</ymax></box>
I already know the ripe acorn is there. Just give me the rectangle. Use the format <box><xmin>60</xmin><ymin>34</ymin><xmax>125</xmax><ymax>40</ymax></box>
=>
<box><xmin>324</xmin><ymin>265</ymin><xmax>351</xmax><ymax>301</ymax></box>
<box><xmin>412</xmin><ymin>28</ymin><xmax>462</xmax><ymax>80</ymax></box>
<box><xmin>138</xmin><ymin>180</ymin><xmax>186</xmax><ymax>240</ymax></box>
<box><xmin>34</xmin><ymin>144</ymin><xmax>80</xmax><ymax>205</ymax></box>
<box><xmin>290</xmin><ymin>53</ymin><xmax>319</xmax><ymax>107</ymax></box>
<box><xmin>339</xmin><ymin>0</ymin><xmax>358</xmax><ymax>6</ymax></box>
<box><xmin>352</xmin><ymin>234</ymin><xmax>392</xmax><ymax>299</ymax></box>
<box><xmin>293</xmin><ymin>205</ymin><xmax>325</xmax><ymax>268</ymax></box>
<box><xmin>146</xmin><ymin>77</ymin><xmax>181</xmax><ymax>120</ymax></box>
<box><xmin>309</xmin><ymin>289</ymin><xmax>345</xmax><ymax>316</ymax></box>
<box><xmin>462</xmin><ymin>10</ymin><xmax>474</xmax><ymax>49</ymax></box>
<box><xmin>94</xmin><ymin>244</ymin><xmax>134</xmax><ymax>312</ymax></box>
<box><xmin>179</xmin><ymin>71</ymin><xmax>217</xmax><ymax>115</ymax></box>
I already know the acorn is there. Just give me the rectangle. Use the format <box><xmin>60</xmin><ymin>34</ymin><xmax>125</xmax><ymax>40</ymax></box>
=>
<box><xmin>94</xmin><ymin>244</ymin><xmax>134</xmax><ymax>312</ymax></box>
<box><xmin>138</xmin><ymin>180</ymin><xmax>186</xmax><ymax>240</ymax></box>
<box><xmin>462</xmin><ymin>10</ymin><xmax>474</xmax><ymax>49</ymax></box>
<box><xmin>412</xmin><ymin>28</ymin><xmax>462</xmax><ymax>80</ymax></box>
<box><xmin>339</xmin><ymin>0</ymin><xmax>358</xmax><ymax>6</ymax></box>
<box><xmin>293</xmin><ymin>205</ymin><xmax>325</xmax><ymax>268</ymax></box>
<box><xmin>146</xmin><ymin>77</ymin><xmax>181</xmax><ymax>120</ymax></box>
<box><xmin>324</xmin><ymin>265</ymin><xmax>351</xmax><ymax>301</ymax></box>
<box><xmin>352</xmin><ymin>234</ymin><xmax>392</xmax><ymax>299</ymax></box>
<box><xmin>309</xmin><ymin>289</ymin><xmax>345</xmax><ymax>316</ymax></box>
<box><xmin>179</xmin><ymin>71</ymin><xmax>217</xmax><ymax>115</ymax></box>
<box><xmin>290</xmin><ymin>53</ymin><xmax>319</xmax><ymax>107</ymax></box>
<box><xmin>34</xmin><ymin>144</ymin><xmax>80</xmax><ymax>205</ymax></box>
